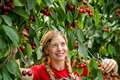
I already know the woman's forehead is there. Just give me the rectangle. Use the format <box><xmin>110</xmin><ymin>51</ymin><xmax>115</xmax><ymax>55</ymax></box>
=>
<box><xmin>50</xmin><ymin>35</ymin><xmax>66</xmax><ymax>43</ymax></box>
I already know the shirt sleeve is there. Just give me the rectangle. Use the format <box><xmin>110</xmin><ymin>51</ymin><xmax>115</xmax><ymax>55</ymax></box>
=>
<box><xmin>31</xmin><ymin>65</ymin><xmax>40</xmax><ymax>80</ymax></box>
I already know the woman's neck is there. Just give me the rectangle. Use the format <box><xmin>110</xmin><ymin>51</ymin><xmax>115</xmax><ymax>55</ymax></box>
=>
<box><xmin>50</xmin><ymin>60</ymin><xmax>65</xmax><ymax>71</ymax></box>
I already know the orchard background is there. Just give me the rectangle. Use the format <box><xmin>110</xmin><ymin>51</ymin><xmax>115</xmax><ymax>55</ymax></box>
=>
<box><xmin>0</xmin><ymin>0</ymin><xmax>120</xmax><ymax>79</ymax></box>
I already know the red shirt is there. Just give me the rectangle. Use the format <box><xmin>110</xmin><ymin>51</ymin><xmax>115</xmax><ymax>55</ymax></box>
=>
<box><xmin>31</xmin><ymin>64</ymin><xmax>70</xmax><ymax>80</ymax></box>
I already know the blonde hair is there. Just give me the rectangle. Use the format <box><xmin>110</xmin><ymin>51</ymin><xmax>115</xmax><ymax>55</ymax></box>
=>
<box><xmin>40</xmin><ymin>30</ymin><xmax>72</xmax><ymax>79</ymax></box>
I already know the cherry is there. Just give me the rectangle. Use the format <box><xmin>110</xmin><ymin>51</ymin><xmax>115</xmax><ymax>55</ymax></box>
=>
<box><xmin>29</xmin><ymin>15</ymin><xmax>35</xmax><ymax>22</ymax></box>
<box><xmin>41</xmin><ymin>7</ymin><xmax>50</xmax><ymax>16</ymax></box>
<box><xmin>18</xmin><ymin>46</ymin><xmax>25</xmax><ymax>52</ymax></box>
<box><xmin>115</xmin><ymin>8</ymin><xmax>120</xmax><ymax>16</ymax></box>
<box><xmin>22</xmin><ymin>70</ymin><xmax>27</xmax><ymax>76</ymax></box>
<box><xmin>88</xmin><ymin>12</ymin><xmax>93</xmax><ymax>16</ymax></box>
<box><xmin>66</xmin><ymin>3</ymin><xmax>75</xmax><ymax>11</ymax></box>
<box><xmin>73</xmin><ymin>40</ymin><xmax>79</xmax><ymax>49</ymax></box>
<box><xmin>103</xmin><ymin>27</ymin><xmax>110</xmax><ymax>32</ymax></box>
<box><xmin>81</xmin><ymin>67</ymin><xmax>88</xmax><ymax>77</ymax></box>
<box><xmin>79</xmin><ymin>8</ymin><xmax>86</xmax><ymax>13</ymax></box>
<box><xmin>27</xmin><ymin>70</ymin><xmax>32</xmax><ymax>76</ymax></box>
<box><xmin>77</xmin><ymin>63</ymin><xmax>86</xmax><ymax>68</ymax></box>
<box><xmin>31</xmin><ymin>41</ymin><xmax>36</xmax><ymax>49</ymax></box>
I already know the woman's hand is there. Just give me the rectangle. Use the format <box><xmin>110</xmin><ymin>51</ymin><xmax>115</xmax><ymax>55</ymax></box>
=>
<box><xmin>102</xmin><ymin>58</ymin><xmax>118</xmax><ymax>73</ymax></box>
<box><xmin>20</xmin><ymin>68</ymin><xmax>33</xmax><ymax>80</ymax></box>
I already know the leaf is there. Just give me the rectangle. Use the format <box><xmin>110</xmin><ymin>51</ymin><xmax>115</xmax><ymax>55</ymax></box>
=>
<box><xmin>67</xmin><ymin>31</ymin><xmax>76</xmax><ymax>50</ymax></box>
<box><xmin>0</xmin><ymin>38</ymin><xmax>7</xmax><ymax>50</ymax></box>
<box><xmin>88</xmin><ymin>59</ymin><xmax>98</xmax><ymax>71</ymax></box>
<box><xmin>37</xmin><ymin>0</ymin><xmax>42</xmax><ymax>5</ymax></box>
<box><xmin>0</xmin><ymin>72</ymin><xmax>2</xmax><ymax>80</ymax></box>
<box><xmin>107</xmin><ymin>44</ymin><xmax>113</xmax><ymax>56</ymax></box>
<box><xmin>13</xmin><ymin>0</ymin><xmax>23</xmax><ymax>6</ymax></box>
<box><xmin>12</xmin><ymin>7</ymin><xmax>29</xmax><ymax>19</ymax></box>
<box><xmin>94</xmin><ymin>9</ymin><xmax>100</xmax><ymax>28</ymax></box>
<box><xmin>2</xmin><ymin>67</ymin><xmax>12</xmax><ymax>80</ymax></box>
<box><xmin>27</xmin><ymin>0</ymin><xmax>36</xmax><ymax>10</ymax></box>
<box><xmin>6</xmin><ymin>59</ymin><xmax>20</xmax><ymax>76</ymax></box>
<box><xmin>97</xmin><ymin>71</ymin><xmax>103</xmax><ymax>80</ymax></box>
<box><xmin>1</xmin><ymin>15</ymin><xmax>12</xmax><ymax>26</ymax></box>
<box><xmin>79</xmin><ymin>44</ymin><xmax>88</xmax><ymax>58</ymax></box>
<box><xmin>36</xmin><ymin>46</ymin><xmax>42</xmax><ymax>60</ymax></box>
<box><xmin>25</xmin><ymin>43</ymin><xmax>32</xmax><ymax>57</ymax></box>
<box><xmin>0</xmin><ymin>17</ymin><xmax>2</xmax><ymax>24</ymax></box>
<box><xmin>2</xmin><ymin>25</ymin><xmax>19</xmax><ymax>47</ymax></box>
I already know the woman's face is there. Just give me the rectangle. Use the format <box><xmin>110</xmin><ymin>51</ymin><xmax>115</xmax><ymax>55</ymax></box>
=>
<box><xmin>46</xmin><ymin>35</ymin><xmax>68</xmax><ymax>61</ymax></box>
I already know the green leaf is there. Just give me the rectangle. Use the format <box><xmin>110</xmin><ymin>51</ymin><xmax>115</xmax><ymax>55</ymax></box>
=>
<box><xmin>0</xmin><ymin>38</ymin><xmax>7</xmax><ymax>50</ymax></box>
<box><xmin>79</xmin><ymin>44</ymin><xmax>88</xmax><ymax>58</ymax></box>
<box><xmin>97</xmin><ymin>71</ymin><xmax>103</xmax><ymax>80</ymax></box>
<box><xmin>6</xmin><ymin>59</ymin><xmax>20</xmax><ymax>76</ymax></box>
<box><xmin>2</xmin><ymin>67</ymin><xmax>12</xmax><ymax>80</ymax></box>
<box><xmin>74</xmin><ymin>28</ymin><xmax>85</xmax><ymax>43</ymax></box>
<box><xmin>88</xmin><ymin>59</ymin><xmax>98</xmax><ymax>71</ymax></box>
<box><xmin>27</xmin><ymin>0</ymin><xmax>36</xmax><ymax>10</ymax></box>
<box><xmin>107</xmin><ymin>44</ymin><xmax>113</xmax><ymax>56</ymax></box>
<box><xmin>0</xmin><ymin>47</ymin><xmax>10</xmax><ymax>60</ymax></box>
<box><xmin>25</xmin><ymin>43</ymin><xmax>32</xmax><ymax>57</ymax></box>
<box><xmin>1</xmin><ymin>15</ymin><xmax>12</xmax><ymax>26</ymax></box>
<box><xmin>0</xmin><ymin>17</ymin><xmax>2</xmax><ymax>24</ymax></box>
<box><xmin>0</xmin><ymin>72</ymin><xmax>2</xmax><ymax>80</ymax></box>
<box><xmin>103</xmin><ymin>32</ymin><xmax>109</xmax><ymax>39</ymax></box>
<box><xmin>13</xmin><ymin>0</ymin><xmax>23</xmax><ymax>6</ymax></box>
<box><xmin>2</xmin><ymin>25</ymin><xmax>19</xmax><ymax>47</ymax></box>
<box><xmin>37</xmin><ymin>0</ymin><xmax>42</xmax><ymax>5</ymax></box>
<box><xmin>94</xmin><ymin>9</ymin><xmax>100</xmax><ymax>28</ymax></box>
<box><xmin>36</xmin><ymin>47</ymin><xmax>42</xmax><ymax>60</ymax></box>
<box><xmin>67</xmin><ymin>31</ymin><xmax>76</xmax><ymax>50</ymax></box>
<box><xmin>12</xmin><ymin>7</ymin><xmax>29</xmax><ymax>19</ymax></box>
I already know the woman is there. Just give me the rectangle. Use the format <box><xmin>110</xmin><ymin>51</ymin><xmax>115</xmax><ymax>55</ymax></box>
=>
<box><xmin>21</xmin><ymin>30</ymin><xmax>118</xmax><ymax>80</ymax></box>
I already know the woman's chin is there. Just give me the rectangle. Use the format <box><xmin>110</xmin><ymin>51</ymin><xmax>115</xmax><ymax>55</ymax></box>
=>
<box><xmin>55</xmin><ymin>56</ymin><xmax>66</xmax><ymax>61</ymax></box>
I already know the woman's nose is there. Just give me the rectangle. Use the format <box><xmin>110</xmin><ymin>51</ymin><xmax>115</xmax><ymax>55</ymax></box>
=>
<box><xmin>57</xmin><ymin>45</ymin><xmax>62</xmax><ymax>51</ymax></box>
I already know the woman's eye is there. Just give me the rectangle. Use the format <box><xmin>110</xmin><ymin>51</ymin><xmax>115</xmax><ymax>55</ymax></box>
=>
<box><xmin>51</xmin><ymin>44</ymin><xmax>57</xmax><ymax>47</ymax></box>
<box><xmin>61</xmin><ymin>42</ymin><xmax>65</xmax><ymax>46</ymax></box>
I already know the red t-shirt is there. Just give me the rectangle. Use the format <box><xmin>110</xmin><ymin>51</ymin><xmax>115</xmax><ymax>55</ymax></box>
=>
<box><xmin>31</xmin><ymin>64</ymin><xmax>70</xmax><ymax>80</ymax></box>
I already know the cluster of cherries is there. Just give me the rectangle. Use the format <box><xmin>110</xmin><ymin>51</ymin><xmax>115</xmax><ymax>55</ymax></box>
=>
<box><xmin>0</xmin><ymin>0</ymin><xmax>14</xmax><ymax>15</ymax></box>
<box><xmin>22</xmin><ymin>69</ymin><xmax>32</xmax><ymax>76</ymax></box>
<box><xmin>79</xmin><ymin>6</ymin><xmax>93</xmax><ymax>16</ymax></box>
<box><xmin>41</xmin><ymin>7</ymin><xmax>51</xmax><ymax>16</ymax></box>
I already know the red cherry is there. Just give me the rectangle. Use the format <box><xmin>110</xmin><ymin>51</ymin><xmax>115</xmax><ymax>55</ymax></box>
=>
<box><xmin>81</xmin><ymin>67</ymin><xmax>88</xmax><ymax>77</ymax></box>
<box><xmin>67</xmin><ymin>3</ymin><xmax>75</xmax><ymax>11</ymax></box>
<box><xmin>88</xmin><ymin>12</ymin><xmax>93</xmax><ymax>16</ymax></box>
<box><xmin>81</xmin><ymin>63</ymin><xmax>86</xmax><ymax>68</ymax></box>
<box><xmin>79</xmin><ymin>8</ymin><xmax>85</xmax><ymax>13</ymax></box>
<box><xmin>29</xmin><ymin>15</ymin><xmax>35</xmax><ymax>22</ymax></box>
<box><xmin>22</xmin><ymin>70</ymin><xmax>27</xmax><ymax>76</ymax></box>
<box><xmin>41</xmin><ymin>8</ymin><xmax>51</xmax><ymax>16</ymax></box>
<box><xmin>31</xmin><ymin>42</ymin><xmax>36</xmax><ymax>49</ymax></box>
<box><xmin>73</xmin><ymin>40</ymin><xmax>79</xmax><ymax>49</ymax></box>
<box><xmin>77</xmin><ymin>63</ymin><xmax>86</xmax><ymax>68</ymax></box>
<box><xmin>27</xmin><ymin>70</ymin><xmax>32</xmax><ymax>76</ymax></box>
<box><xmin>74</xmin><ymin>71</ymin><xmax>80</xmax><ymax>77</ymax></box>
